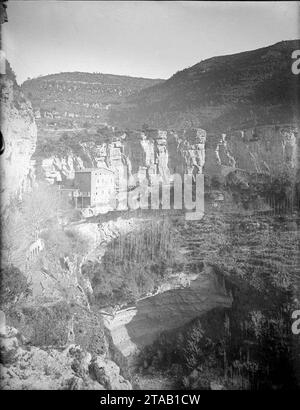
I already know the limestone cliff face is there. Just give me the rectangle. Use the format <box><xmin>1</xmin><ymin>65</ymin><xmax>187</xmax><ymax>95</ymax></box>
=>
<box><xmin>168</xmin><ymin>128</ymin><xmax>206</xmax><ymax>175</ymax></box>
<box><xmin>32</xmin><ymin>128</ymin><xmax>207</xmax><ymax>186</ymax></box>
<box><xmin>0</xmin><ymin>61</ymin><xmax>37</xmax><ymax>209</ymax></box>
<box><xmin>35</xmin><ymin>155</ymin><xmax>85</xmax><ymax>183</ymax></box>
<box><xmin>205</xmin><ymin>125</ymin><xmax>298</xmax><ymax>177</ymax></box>
<box><xmin>34</xmin><ymin>124</ymin><xmax>298</xmax><ymax>189</ymax></box>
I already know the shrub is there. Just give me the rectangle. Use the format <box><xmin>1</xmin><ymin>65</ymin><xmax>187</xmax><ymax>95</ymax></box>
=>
<box><xmin>21</xmin><ymin>302</ymin><xmax>72</xmax><ymax>346</ymax></box>
<box><xmin>183</xmin><ymin>322</ymin><xmax>205</xmax><ymax>369</ymax></box>
<box><xmin>0</xmin><ymin>265</ymin><xmax>31</xmax><ymax>309</ymax></box>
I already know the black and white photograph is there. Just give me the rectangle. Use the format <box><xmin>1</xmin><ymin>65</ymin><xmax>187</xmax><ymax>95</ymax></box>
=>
<box><xmin>0</xmin><ymin>0</ymin><xmax>300</xmax><ymax>396</ymax></box>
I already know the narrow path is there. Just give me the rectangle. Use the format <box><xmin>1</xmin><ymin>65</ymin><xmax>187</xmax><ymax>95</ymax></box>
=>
<box><xmin>138</xmin><ymin>374</ymin><xmax>175</xmax><ymax>390</ymax></box>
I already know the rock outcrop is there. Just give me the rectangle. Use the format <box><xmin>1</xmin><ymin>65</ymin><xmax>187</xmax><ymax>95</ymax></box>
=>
<box><xmin>0</xmin><ymin>316</ymin><xmax>131</xmax><ymax>390</ymax></box>
<box><xmin>33</xmin><ymin>124</ymin><xmax>298</xmax><ymax>193</ymax></box>
<box><xmin>103</xmin><ymin>265</ymin><xmax>232</xmax><ymax>359</ymax></box>
<box><xmin>0</xmin><ymin>60</ymin><xmax>37</xmax><ymax>210</ymax></box>
<box><xmin>32</xmin><ymin>127</ymin><xmax>207</xmax><ymax>187</ymax></box>
<box><xmin>205</xmin><ymin>124</ymin><xmax>298</xmax><ymax>177</ymax></box>
<box><xmin>91</xmin><ymin>355</ymin><xmax>132</xmax><ymax>390</ymax></box>
<box><xmin>24</xmin><ymin>217</ymin><xmax>141</xmax><ymax>302</ymax></box>
<box><xmin>168</xmin><ymin>128</ymin><xmax>206</xmax><ymax>175</ymax></box>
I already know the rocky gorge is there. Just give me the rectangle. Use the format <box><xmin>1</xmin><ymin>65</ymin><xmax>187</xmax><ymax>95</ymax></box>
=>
<box><xmin>1</xmin><ymin>47</ymin><xmax>300</xmax><ymax>390</ymax></box>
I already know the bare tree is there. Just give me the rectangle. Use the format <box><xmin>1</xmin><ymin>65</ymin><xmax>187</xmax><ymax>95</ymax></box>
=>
<box><xmin>21</xmin><ymin>183</ymin><xmax>71</xmax><ymax>240</ymax></box>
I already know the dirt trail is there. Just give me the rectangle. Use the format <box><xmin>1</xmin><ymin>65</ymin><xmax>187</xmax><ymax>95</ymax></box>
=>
<box><xmin>138</xmin><ymin>374</ymin><xmax>175</xmax><ymax>390</ymax></box>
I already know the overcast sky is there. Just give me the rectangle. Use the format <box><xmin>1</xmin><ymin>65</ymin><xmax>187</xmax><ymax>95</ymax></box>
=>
<box><xmin>2</xmin><ymin>1</ymin><xmax>299</xmax><ymax>84</ymax></box>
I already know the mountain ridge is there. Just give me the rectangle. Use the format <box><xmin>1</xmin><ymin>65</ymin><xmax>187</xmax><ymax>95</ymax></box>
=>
<box><xmin>22</xmin><ymin>71</ymin><xmax>164</xmax><ymax>85</ymax></box>
<box><xmin>21</xmin><ymin>72</ymin><xmax>164</xmax><ymax>126</ymax></box>
<box><xmin>108</xmin><ymin>39</ymin><xmax>300</xmax><ymax>132</ymax></box>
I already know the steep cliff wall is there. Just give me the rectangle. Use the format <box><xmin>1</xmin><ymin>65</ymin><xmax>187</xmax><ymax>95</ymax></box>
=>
<box><xmin>33</xmin><ymin>124</ymin><xmax>298</xmax><ymax>190</ymax></box>
<box><xmin>0</xmin><ymin>61</ymin><xmax>37</xmax><ymax>209</ymax></box>
<box><xmin>205</xmin><ymin>124</ymin><xmax>298</xmax><ymax>177</ymax></box>
<box><xmin>32</xmin><ymin>127</ymin><xmax>206</xmax><ymax>188</ymax></box>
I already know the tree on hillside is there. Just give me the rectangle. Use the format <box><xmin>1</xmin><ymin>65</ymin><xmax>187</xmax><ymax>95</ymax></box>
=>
<box><xmin>1</xmin><ymin>209</ymin><xmax>31</xmax><ymax>267</ymax></box>
<box><xmin>21</xmin><ymin>183</ymin><xmax>71</xmax><ymax>241</ymax></box>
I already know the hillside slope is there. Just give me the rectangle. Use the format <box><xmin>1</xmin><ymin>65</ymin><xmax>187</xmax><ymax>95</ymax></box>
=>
<box><xmin>21</xmin><ymin>72</ymin><xmax>163</xmax><ymax>125</ymax></box>
<box><xmin>109</xmin><ymin>40</ymin><xmax>300</xmax><ymax>131</ymax></box>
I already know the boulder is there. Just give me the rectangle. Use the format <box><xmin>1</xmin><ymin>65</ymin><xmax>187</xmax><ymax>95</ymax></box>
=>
<box><xmin>91</xmin><ymin>356</ymin><xmax>132</xmax><ymax>390</ymax></box>
<box><xmin>210</xmin><ymin>381</ymin><xmax>224</xmax><ymax>390</ymax></box>
<box><xmin>0</xmin><ymin>325</ymin><xmax>131</xmax><ymax>390</ymax></box>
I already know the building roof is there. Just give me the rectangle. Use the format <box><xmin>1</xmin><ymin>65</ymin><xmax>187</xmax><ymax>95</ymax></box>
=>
<box><xmin>75</xmin><ymin>167</ymin><xmax>114</xmax><ymax>174</ymax></box>
<box><xmin>59</xmin><ymin>187</ymin><xmax>79</xmax><ymax>191</ymax></box>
